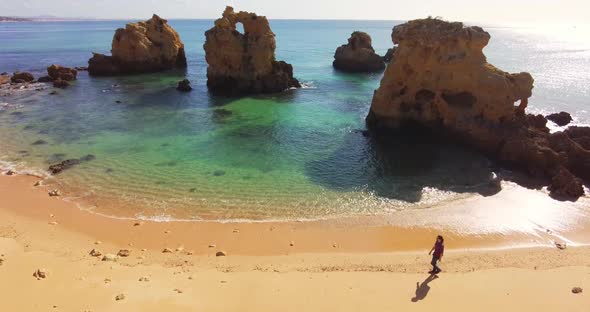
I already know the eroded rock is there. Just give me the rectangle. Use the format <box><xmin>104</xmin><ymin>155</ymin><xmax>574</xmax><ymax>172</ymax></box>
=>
<box><xmin>177</xmin><ymin>79</ymin><xmax>192</xmax><ymax>92</ymax></box>
<box><xmin>89</xmin><ymin>249</ymin><xmax>102</xmax><ymax>257</ymax></box>
<box><xmin>88</xmin><ymin>15</ymin><xmax>187</xmax><ymax>76</ymax></box>
<box><xmin>333</xmin><ymin>31</ymin><xmax>385</xmax><ymax>72</ymax></box>
<box><xmin>204</xmin><ymin>6</ymin><xmax>300</xmax><ymax>95</ymax></box>
<box><xmin>48</xmin><ymin>189</ymin><xmax>61</xmax><ymax>197</ymax></box>
<box><xmin>102</xmin><ymin>254</ymin><xmax>118</xmax><ymax>262</ymax></box>
<box><xmin>546</xmin><ymin>112</ymin><xmax>572</xmax><ymax>126</ymax></box>
<box><xmin>117</xmin><ymin>249</ymin><xmax>130</xmax><ymax>257</ymax></box>
<box><xmin>11</xmin><ymin>72</ymin><xmax>34</xmax><ymax>83</ymax></box>
<box><xmin>47</xmin><ymin>65</ymin><xmax>77</xmax><ymax>81</ymax></box>
<box><xmin>572</xmin><ymin>287</ymin><xmax>583</xmax><ymax>294</ymax></box>
<box><xmin>53</xmin><ymin>79</ymin><xmax>70</xmax><ymax>89</ymax></box>
<box><xmin>367</xmin><ymin>18</ymin><xmax>590</xmax><ymax>199</ymax></box>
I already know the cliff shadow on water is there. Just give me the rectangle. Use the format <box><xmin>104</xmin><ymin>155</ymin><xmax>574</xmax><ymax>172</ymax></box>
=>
<box><xmin>304</xmin><ymin>124</ymin><xmax>502</xmax><ymax>203</ymax></box>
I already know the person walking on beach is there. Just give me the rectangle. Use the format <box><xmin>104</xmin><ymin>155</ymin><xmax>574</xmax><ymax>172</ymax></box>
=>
<box><xmin>428</xmin><ymin>235</ymin><xmax>444</xmax><ymax>274</ymax></box>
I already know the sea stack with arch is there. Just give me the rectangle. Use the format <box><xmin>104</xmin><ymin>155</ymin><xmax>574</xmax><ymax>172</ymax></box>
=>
<box><xmin>367</xmin><ymin>17</ymin><xmax>590</xmax><ymax>199</ymax></box>
<box><xmin>88</xmin><ymin>15</ymin><xmax>187</xmax><ymax>76</ymax></box>
<box><xmin>333</xmin><ymin>31</ymin><xmax>386</xmax><ymax>72</ymax></box>
<box><xmin>203</xmin><ymin>6</ymin><xmax>301</xmax><ymax>95</ymax></box>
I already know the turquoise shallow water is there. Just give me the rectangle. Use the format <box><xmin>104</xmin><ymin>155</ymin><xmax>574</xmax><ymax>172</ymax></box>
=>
<box><xmin>0</xmin><ymin>20</ymin><xmax>589</xmax><ymax>220</ymax></box>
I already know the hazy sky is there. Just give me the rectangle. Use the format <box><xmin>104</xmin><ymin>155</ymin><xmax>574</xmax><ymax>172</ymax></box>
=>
<box><xmin>1</xmin><ymin>0</ymin><xmax>588</xmax><ymax>25</ymax></box>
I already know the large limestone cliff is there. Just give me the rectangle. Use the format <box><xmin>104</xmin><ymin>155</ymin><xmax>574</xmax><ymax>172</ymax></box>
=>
<box><xmin>333</xmin><ymin>31</ymin><xmax>385</xmax><ymax>72</ymax></box>
<box><xmin>88</xmin><ymin>15</ymin><xmax>187</xmax><ymax>76</ymax></box>
<box><xmin>204</xmin><ymin>6</ymin><xmax>300</xmax><ymax>95</ymax></box>
<box><xmin>368</xmin><ymin>18</ymin><xmax>590</xmax><ymax>199</ymax></box>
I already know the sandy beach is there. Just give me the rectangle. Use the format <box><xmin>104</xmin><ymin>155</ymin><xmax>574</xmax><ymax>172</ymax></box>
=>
<box><xmin>0</xmin><ymin>173</ymin><xmax>588</xmax><ymax>311</ymax></box>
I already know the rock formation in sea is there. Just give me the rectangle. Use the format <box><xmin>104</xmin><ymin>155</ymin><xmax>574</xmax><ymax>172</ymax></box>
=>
<box><xmin>176</xmin><ymin>79</ymin><xmax>192</xmax><ymax>92</ymax></box>
<box><xmin>203</xmin><ymin>6</ymin><xmax>301</xmax><ymax>95</ymax></box>
<box><xmin>382</xmin><ymin>48</ymin><xmax>396</xmax><ymax>63</ymax></box>
<box><xmin>367</xmin><ymin>18</ymin><xmax>590</xmax><ymax>199</ymax></box>
<box><xmin>88</xmin><ymin>15</ymin><xmax>187</xmax><ymax>76</ymax></box>
<box><xmin>11</xmin><ymin>72</ymin><xmax>34</xmax><ymax>83</ymax></box>
<box><xmin>47</xmin><ymin>64</ymin><xmax>77</xmax><ymax>81</ymax></box>
<box><xmin>333</xmin><ymin>31</ymin><xmax>386</xmax><ymax>72</ymax></box>
<box><xmin>546</xmin><ymin>112</ymin><xmax>572</xmax><ymax>126</ymax></box>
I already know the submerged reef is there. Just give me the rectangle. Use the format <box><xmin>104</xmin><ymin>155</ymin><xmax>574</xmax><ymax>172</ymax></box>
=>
<box><xmin>368</xmin><ymin>18</ymin><xmax>590</xmax><ymax>199</ymax></box>
<box><xmin>204</xmin><ymin>6</ymin><xmax>300</xmax><ymax>95</ymax></box>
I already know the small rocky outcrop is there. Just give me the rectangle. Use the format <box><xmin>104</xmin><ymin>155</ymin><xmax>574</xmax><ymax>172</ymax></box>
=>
<box><xmin>0</xmin><ymin>73</ymin><xmax>10</xmax><ymax>85</ymax></box>
<box><xmin>546</xmin><ymin>112</ymin><xmax>572</xmax><ymax>126</ymax></box>
<box><xmin>53</xmin><ymin>79</ymin><xmax>70</xmax><ymax>89</ymax></box>
<box><xmin>177</xmin><ymin>79</ymin><xmax>192</xmax><ymax>92</ymax></box>
<box><xmin>88</xmin><ymin>15</ymin><xmax>187</xmax><ymax>76</ymax></box>
<box><xmin>11</xmin><ymin>72</ymin><xmax>34</xmax><ymax>83</ymax></box>
<box><xmin>333</xmin><ymin>31</ymin><xmax>385</xmax><ymax>72</ymax></box>
<box><xmin>204</xmin><ymin>6</ymin><xmax>300</xmax><ymax>95</ymax></box>
<box><xmin>47</xmin><ymin>64</ymin><xmax>77</xmax><ymax>81</ymax></box>
<box><xmin>37</xmin><ymin>76</ymin><xmax>53</xmax><ymax>83</ymax></box>
<box><xmin>367</xmin><ymin>18</ymin><xmax>590</xmax><ymax>199</ymax></box>
<box><xmin>48</xmin><ymin>154</ymin><xmax>96</xmax><ymax>174</ymax></box>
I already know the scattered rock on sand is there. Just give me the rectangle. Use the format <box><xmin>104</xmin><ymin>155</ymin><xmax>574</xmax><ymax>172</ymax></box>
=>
<box><xmin>139</xmin><ymin>276</ymin><xmax>150</xmax><ymax>282</ymax></box>
<box><xmin>94</xmin><ymin>241</ymin><xmax>102</xmax><ymax>245</ymax></box>
<box><xmin>0</xmin><ymin>258</ymin><xmax>4</xmax><ymax>265</ymax></box>
<box><xmin>572</xmin><ymin>287</ymin><xmax>583</xmax><ymax>294</ymax></box>
<box><xmin>177</xmin><ymin>79</ymin><xmax>192</xmax><ymax>92</ymax></box>
<box><xmin>5</xmin><ymin>170</ymin><xmax>15</xmax><ymax>176</ymax></box>
<box><xmin>133</xmin><ymin>221</ymin><xmax>144</xmax><ymax>226</ymax></box>
<box><xmin>117</xmin><ymin>249</ymin><xmax>130</xmax><ymax>257</ymax></box>
<box><xmin>208</xmin><ymin>244</ymin><xmax>216</xmax><ymax>248</ymax></box>
<box><xmin>48</xmin><ymin>189</ymin><xmax>61</xmax><ymax>197</ymax></box>
<box><xmin>174</xmin><ymin>288</ymin><xmax>183</xmax><ymax>294</ymax></box>
<box><xmin>162</xmin><ymin>248</ymin><xmax>173</xmax><ymax>253</ymax></box>
<box><xmin>289</xmin><ymin>241</ymin><xmax>295</xmax><ymax>247</ymax></box>
<box><xmin>215</xmin><ymin>251</ymin><xmax>227</xmax><ymax>257</ymax></box>
<box><xmin>555</xmin><ymin>242</ymin><xmax>567</xmax><ymax>250</ymax></box>
<box><xmin>89</xmin><ymin>249</ymin><xmax>102</xmax><ymax>257</ymax></box>
<box><xmin>115</xmin><ymin>294</ymin><xmax>126</xmax><ymax>301</ymax></box>
<box><xmin>547</xmin><ymin>112</ymin><xmax>573</xmax><ymax>126</ymax></box>
<box><xmin>33</xmin><ymin>180</ymin><xmax>42</xmax><ymax>186</ymax></box>
<box><xmin>33</xmin><ymin>269</ymin><xmax>48</xmax><ymax>279</ymax></box>
<box><xmin>175</xmin><ymin>246</ymin><xmax>185</xmax><ymax>252</ymax></box>
<box><xmin>102</xmin><ymin>254</ymin><xmax>118</xmax><ymax>262</ymax></box>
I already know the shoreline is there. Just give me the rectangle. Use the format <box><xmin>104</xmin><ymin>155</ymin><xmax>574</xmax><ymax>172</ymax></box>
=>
<box><xmin>1</xmin><ymin>168</ymin><xmax>589</xmax><ymax>311</ymax></box>
<box><xmin>1</xmin><ymin>173</ymin><xmax>589</xmax><ymax>256</ymax></box>
<box><xmin>0</xmin><ymin>173</ymin><xmax>589</xmax><ymax>310</ymax></box>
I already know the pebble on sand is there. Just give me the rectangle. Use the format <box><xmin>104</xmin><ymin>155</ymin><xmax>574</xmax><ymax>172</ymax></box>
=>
<box><xmin>102</xmin><ymin>254</ymin><xmax>117</xmax><ymax>262</ymax></box>
<box><xmin>138</xmin><ymin>276</ymin><xmax>150</xmax><ymax>282</ymax></box>
<box><xmin>117</xmin><ymin>249</ymin><xmax>130</xmax><ymax>257</ymax></box>
<box><xmin>115</xmin><ymin>294</ymin><xmax>126</xmax><ymax>301</ymax></box>
<box><xmin>572</xmin><ymin>287</ymin><xmax>583</xmax><ymax>294</ymax></box>
<box><xmin>555</xmin><ymin>242</ymin><xmax>567</xmax><ymax>250</ymax></box>
<box><xmin>175</xmin><ymin>246</ymin><xmax>185</xmax><ymax>252</ymax></box>
<box><xmin>89</xmin><ymin>249</ymin><xmax>102</xmax><ymax>257</ymax></box>
<box><xmin>94</xmin><ymin>241</ymin><xmax>102</xmax><ymax>245</ymax></box>
<box><xmin>216</xmin><ymin>251</ymin><xmax>227</xmax><ymax>257</ymax></box>
<box><xmin>48</xmin><ymin>189</ymin><xmax>61</xmax><ymax>197</ymax></box>
<box><xmin>208</xmin><ymin>244</ymin><xmax>216</xmax><ymax>248</ymax></box>
<box><xmin>290</xmin><ymin>241</ymin><xmax>295</xmax><ymax>247</ymax></box>
<box><xmin>133</xmin><ymin>221</ymin><xmax>144</xmax><ymax>227</ymax></box>
<box><xmin>33</xmin><ymin>180</ymin><xmax>42</xmax><ymax>186</ymax></box>
<box><xmin>162</xmin><ymin>248</ymin><xmax>173</xmax><ymax>253</ymax></box>
<box><xmin>174</xmin><ymin>288</ymin><xmax>183</xmax><ymax>294</ymax></box>
<box><xmin>33</xmin><ymin>269</ymin><xmax>48</xmax><ymax>279</ymax></box>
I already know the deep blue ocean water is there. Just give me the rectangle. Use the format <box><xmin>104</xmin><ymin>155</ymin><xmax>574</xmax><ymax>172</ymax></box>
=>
<box><xmin>0</xmin><ymin>20</ymin><xmax>589</xmax><ymax>220</ymax></box>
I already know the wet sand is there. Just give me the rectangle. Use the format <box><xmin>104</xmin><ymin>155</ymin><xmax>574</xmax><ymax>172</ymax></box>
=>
<box><xmin>0</xmin><ymin>173</ymin><xmax>589</xmax><ymax>311</ymax></box>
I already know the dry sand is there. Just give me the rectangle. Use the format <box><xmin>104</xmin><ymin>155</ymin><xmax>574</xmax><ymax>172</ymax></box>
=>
<box><xmin>0</xmin><ymin>174</ymin><xmax>588</xmax><ymax>311</ymax></box>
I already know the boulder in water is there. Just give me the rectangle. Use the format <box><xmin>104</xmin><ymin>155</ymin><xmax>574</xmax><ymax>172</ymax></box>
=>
<box><xmin>546</xmin><ymin>112</ymin><xmax>572</xmax><ymax>126</ymax></box>
<box><xmin>177</xmin><ymin>79</ymin><xmax>192</xmax><ymax>92</ymax></box>
<box><xmin>47</xmin><ymin>64</ymin><xmax>77</xmax><ymax>81</ymax></box>
<box><xmin>11</xmin><ymin>72</ymin><xmax>34</xmax><ymax>83</ymax></box>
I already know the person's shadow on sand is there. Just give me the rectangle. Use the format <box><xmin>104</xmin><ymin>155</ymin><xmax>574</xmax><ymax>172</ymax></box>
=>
<box><xmin>411</xmin><ymin>274</ymin><xmax>439</xmax><ymax>302</ymax></box>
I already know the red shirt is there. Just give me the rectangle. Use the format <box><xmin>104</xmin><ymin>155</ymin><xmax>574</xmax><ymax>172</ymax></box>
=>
<box><xmin>433</xmin><ymin>242</ymin><xmax>444</xmax><ymax>258</ymax></box>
